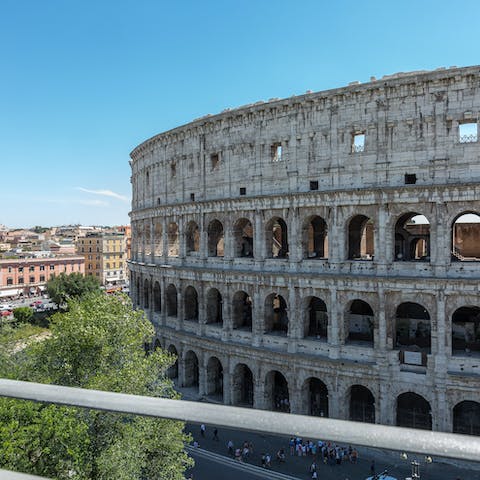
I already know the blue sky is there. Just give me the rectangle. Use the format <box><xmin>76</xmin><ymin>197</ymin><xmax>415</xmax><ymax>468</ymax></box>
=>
<box><xmin>1</xmin><ymin>0</ymin><xmax>479</xmax><ymax>228</ymax></box>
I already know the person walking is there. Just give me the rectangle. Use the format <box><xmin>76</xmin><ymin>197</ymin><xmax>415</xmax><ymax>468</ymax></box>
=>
<box><xmin>212</xmin><ymin>428</ymin><xmax>219</xmax><ymax>441</ymax></box>
<box><xmin>200</xmin><ymin>424</ymin><xmax>206</xmax><ymax>438</ymax></box>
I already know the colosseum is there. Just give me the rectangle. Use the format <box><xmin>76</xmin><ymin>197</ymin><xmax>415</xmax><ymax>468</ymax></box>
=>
<box><xmin>129</xmin><ymin>65</ymin><xmax>480</xmax><ymax>434</ymax></box>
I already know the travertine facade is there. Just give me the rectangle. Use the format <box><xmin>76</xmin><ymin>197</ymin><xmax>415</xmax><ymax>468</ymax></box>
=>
<box><xmin>129</xmin><ymin>65</ymin><xmax>480</xmax><ymax>434</ymax></box>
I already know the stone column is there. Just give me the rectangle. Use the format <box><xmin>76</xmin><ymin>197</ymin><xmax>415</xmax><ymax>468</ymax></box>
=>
<box><xmin>176</xmin><ymin>281</ymin><xmax>184</xmax><ymax>331</ymax></box>
<box><xmin>149</xmin><ymin>217</ymin><xmax>155</xmax><ymax>263</ymax></box>
<box><xmin>198</xmin><ymin>353</ymin><xmax>206</xmax><ymax>397</ymax></box>
<box><xmin>254</xmin><ymin>368</ymin><xmax>266</xmax><ymax>410</ymax></box>
<box><xmin>178</xmin><ymin>216</ymin><xmax>186</xmax><ymax>259</ymax></box>
<box><xmin>376</xmin><ymin>203</ymin><xmax>388</xmax><ymax>271</ymax></box>
<box><xmin>377</xmin><ymin>287</ymin><xmax>387</xmax><ymax>351</ymax></box>
<box><xmin>289</xmin><ymin>375</ymin><xmax>302</xmax><ymax>414</ymax></box>
<box><xmin>287</xmin><ymin>286</ymin><xmax>300</xmax><ymax>353</ymax></box>
<box><xmin>328</xmin><ymin>288</ymin><xmax>340</xmax><ymax>359</ymax></box>
<box><xmin>198</xmin><ymin>283</ymin><xmax>206</xmax><ymax>336</ymax></box>
<box><xmin>223</xmin><ymin>360</ymin><xmax>231</xmax><ymax>405</ymax></box>
<box><xmin>252</xmin><ymin>287</ymin><xmax>264</xmax><ymax>347</ymax></box>
<box><xmin>160</xmin><ymin>276</ymin><xmax>167</xmax><ymax>327</ymax></box>
<box><xmin>288</xmin><ymin>207</ymin><xmax>301</xmax><ymax>263</ymax></box>
<box><xmin>222</xmin><ymin>283</ymin><xmax>232</xmax><ymax>341</ymax></box>
<box><xmin>254</xmin><ymin>210</ymin><xmax>265</xmax><ymax>260</ymax></box>
<box><xmin>200</xmin><ymin>214</ymin><xmax>208</xmax><ymax>259</ymax></box>
<box><xmin>162</xmin><ymin>217</ymin><xmax>168</xmax><ymax>261</ymax></box>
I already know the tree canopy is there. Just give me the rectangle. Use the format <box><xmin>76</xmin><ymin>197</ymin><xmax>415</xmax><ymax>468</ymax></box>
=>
<box><xmin>0</xmin><ymin>292</ymin><xmax>192</xmax><ymax>479</ymax></box>
<box><xmin>46</xmin><ymin>272</ymin><xmax>101</xmax><ymax>306</ymax></box>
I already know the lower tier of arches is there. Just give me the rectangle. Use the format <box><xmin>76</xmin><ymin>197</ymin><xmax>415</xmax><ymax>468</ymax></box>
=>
<box><xmin>154</xmin><ymin>331</ymin><xmax>480</xmax><ymax>435</ymax></box>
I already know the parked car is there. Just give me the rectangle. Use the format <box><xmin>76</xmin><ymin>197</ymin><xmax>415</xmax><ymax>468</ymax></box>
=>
<box><xmin>0</xmin><ymin>303</ymin><xmax>14</xmax><ymax>311</ymax></box>
<box><xmin>30</xmin><ymin>300</ymin><xmax>43</xmax><ymax>308</ymax></box>
<box><xmin>1</xmin><ymin>310</ymin><xmax>12</xmax><ymax>317</ymax></box>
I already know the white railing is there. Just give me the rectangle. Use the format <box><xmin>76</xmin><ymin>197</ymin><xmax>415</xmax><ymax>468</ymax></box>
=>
<box><xmin>0</xmin><ymin>378</ymin><xmax>480</xmax><ymax>465</ymax></box>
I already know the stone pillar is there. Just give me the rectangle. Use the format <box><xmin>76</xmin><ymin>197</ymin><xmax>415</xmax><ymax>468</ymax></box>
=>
<box><xmin>435</xmin><ymin>387</ymin><xmax>448</xmax><ymax>432</ymax></box>
<box><xmin>287</xmin><ymin>286</ymin><xmax>300</xmax><ymax>353</ymax></box>
<box><xmin>200</xmin><ymin>214</ymin><xmax>208</xmax><ymax>259</ymax></box>
<box><xmin>176</xmin><ymin>282</ymin><xmax>184</xmax><ymax>331</ymax></box>
<box><xmin>254</xmin><ymin>370</ymin><xmax>266</xmax><ymax>410</ymax></box>
<box><xmin>198</xmin><ymin>283</ymin><xmax>206</xmax><ymax>336</ymax></box>
<box><xmin>223</xmin><ymin>360</ymin><xmax>231</xmax><ymax>405</ymax></box>
<box><xmin>378</xmin><ymin>382</ymin><xmax>391</xmax><ymax>425</ymax></box>
<box><xmin>162</xmin><ymin>217</ymin><xmax>168</xmax><ymax>261</ymax></box>
<box><xmin>289</xmin><ymin>376</ymin><xmax>302</xmax><ymax>414</ymax></box>
<box><xmin>254</xmin><ymin>210</ymin><xmax>265</xmax><ymax>260</ymax></box>
<box><xmin>149</xmin><ymin>217</ymin><xmax>155</xmax><ymax>263</ymax></box>
<box><xmin>329</xmin><ymin>207</ymin><xmax>343</xmax><ymax>264</ymax></box>
<box><xmin>222</xmin><ymin>283</ymin><xmax>232</xmax><ymax>341</ymax></box>
<box><xmin>328</xmin><ymin>289</ymin><xmax>340</xmax><ymax>359</ymax></box>
<box><xmin>288</xmin><ymin>207</ymin><xmax>301</xmax><ymax>263</ymax></box>
<box><xmin>198</xmin><ymin>353</ymin><xmax>206</xmax><ymax>397</ymax></box>
<box><xmin>252</xmin><ymin>287</ymin><xmax>264</xmax><ymax>347</ymax></box>
<box><xmin>179</xmin><ymin>216</ymin><xmax>186</xmax><ymax>259</ymax></box>
<box><xmin>376</xmin><ymin>204</ymin><xmax>388</xmax><ymax>270</ymax></box>
<box><xmin>377</xmin><ymin>287</ymin><xmax>387</xmax><ymax>351</ymax></box>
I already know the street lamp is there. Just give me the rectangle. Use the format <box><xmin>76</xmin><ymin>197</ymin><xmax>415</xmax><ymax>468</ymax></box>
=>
<box><xmin>400</xmin><ymin>453</ymin><xmax>433</xmax><ymax>480</ymax></box>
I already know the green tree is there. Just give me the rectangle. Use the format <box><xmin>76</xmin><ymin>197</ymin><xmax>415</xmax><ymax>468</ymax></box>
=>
<box><xmin>13</xmin><ymin>306</ymin><xmax>34</xmax><ymax>324</ymax></box>
<box><xmin>0</xmin><ymin>293</ymin><xmax>192</xmax><ymax>479</ymax></box>
<box><xmin>46</xmin><ymin>272</ymin><xmax>101</xmax><ymax>307</ymax></box>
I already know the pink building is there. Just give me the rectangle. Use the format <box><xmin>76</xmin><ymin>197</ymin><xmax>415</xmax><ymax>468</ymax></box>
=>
<box><xmin>0</xmin><ymin>255</ymin><xmax>85</xmax><ymax>299</ymax></box>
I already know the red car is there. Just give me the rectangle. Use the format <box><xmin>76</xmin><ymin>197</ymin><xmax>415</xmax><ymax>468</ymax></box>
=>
<box><xmin>1</xmin><ymin>310</ymin><xmax>12</xmax><ymax>317</ymax></box>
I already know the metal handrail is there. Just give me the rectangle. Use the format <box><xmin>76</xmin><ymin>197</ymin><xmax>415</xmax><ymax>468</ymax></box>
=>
<box><xmin>0</xmin><ymin>378</ymin><xmax>479</xmax><ymax>463</ymax></box>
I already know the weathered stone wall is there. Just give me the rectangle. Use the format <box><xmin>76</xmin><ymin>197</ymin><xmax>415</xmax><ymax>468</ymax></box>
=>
<box><xmin>129</xmin><ymin>65</ymin><xmax>480</xmax><ymax>434</ymax></box>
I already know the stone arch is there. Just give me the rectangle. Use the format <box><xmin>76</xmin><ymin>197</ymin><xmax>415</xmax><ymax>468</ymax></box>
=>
<box><xmin>167</xmin><ymin>344</ymin><xmax>178</xmax><ymax>379</ymax></box>
<box><xmin>264</xmin><ymin>293</ymin><xmax>288</xmax><ymax>335</ymax></box>
<box><xmin>396</xmin><ymin>392</ymin><xmax>432</xmax><ymax>430</ymax></box>
<box><xmin>452</xmin><ymin>306</ymin><xmax>480</xmax><ymax>355</ymax></box>
<box><xmin>301</xmin><ymin>377</ymin><xmax>329</xmax><ymax>417</ymax></box>
<box><xmin>207</xmin><ymin>219</ymin><xmax>224</xmax><ymax>257</ymax></box>
<box><xmin>347</xmin><ymin>214</ymin><xmax>374</xmax><ymax>260</ymax></box>
<box><xmin>185</xmin><ymin>221</ymin><xmax>200</xmax><ymax>255</ymax></box>
<box><xmin>232</xmin><ymin>291</ymin><xmax>252</xmax><ymax>330</ymax></box>
<box><xmin>184</xmin><ymin>286</ymin><xmax>199</xmax><ymax>321</ymax></box>
<box><xmin>153</xmin><ymin>281</ymin><xmax>161</xmax><ymax>312</ymax></box>
<box><xmin>395</xmin><ymin>302</ymin><xmax>431</xmax><ymax>353</ymax></box>
<box><xmin>394</xmin><ymin>212</ymin><xmax>431</xmax><ymax>261</ymax></box>
<box><xmin>345</xmin><ymin>299</ymin><xmax>374</xmax><ymax>345</ymax></box>
<box><xmin>451</xmin><ymin>212</ymin><xmax>480</xmax><ymax>261</ymax></box>
<box><xmin>265</xmin><ymin>370</ymin><xmax>290</xmax><ymax>412</ymax></box>
<box><xmin>183</xmin><ymin>350</ymin><xmax>199</xmax><ymax>388</ymax></box>
<box><xmin>303</xmin><ymin>215</ymin><xmax>328</xmax><ymax>259</ymax></box>
<box><xmin>206</xmin><ymin>288</ymin><xmax>223</xmax><ymax>325</ymax></box>
<box><xmin>233</xmin><ymin>217</ymin><xmax>254</xmax><ymax>257</ymax></box>
<box><xmin>143</xmin><ymin>278</ymin><xmax>150</xmax><ymax>309</ymax></box>
<box><xmin>167</xmin><ymin>222</ymin><xmax>179</xmax><ymax>257</ymax></box>
<box><xmin>304</xmin><ymin>296</ymin><xmax>328</xmax><ymax>339</ymax></box>
<box><xmin>206</xmin><ymin>356</ymin><xmax>223</xmax><ymax>399</ymax></box>
<box><xmin>232</xmin><ymin>363</ymin><xmax>254</xmax><ymax>406</ymax></box>
<box><xmin>349</xmin><ymin>384</ymin><xmax>375</xmax><ymax>423</ymax></box>
<box><xmin>265</xmin><ymin>217</ymin><xmax>289</xmax><ymax>258</ymax></box>
<box><xmin>166</xmin><ymin>284</ymin><xmax>177</xmax><ymax>317</ymax></box>
<box><xmin>453</xmin><ymin>400</ymin><xmax>480</xmax><ymax>435</ymax></box>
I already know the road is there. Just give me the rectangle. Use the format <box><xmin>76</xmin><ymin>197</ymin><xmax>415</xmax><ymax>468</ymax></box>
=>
<box><xmin>185</xmin><ymin>423</ymin><xmax>480</xmax><ymax>480</ymax></box>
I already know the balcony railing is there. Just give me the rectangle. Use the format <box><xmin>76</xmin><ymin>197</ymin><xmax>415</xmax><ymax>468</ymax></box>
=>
<box><xmin>1</xmin><ymin>378</ymin><xmax>480</xmax><ymax>466</ymax></box>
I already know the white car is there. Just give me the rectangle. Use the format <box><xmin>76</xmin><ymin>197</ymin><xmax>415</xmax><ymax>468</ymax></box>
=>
<box><xmin>0</xmin><ymin>304</ymin><xmax>14</xmax><ymax>311</ymax></box>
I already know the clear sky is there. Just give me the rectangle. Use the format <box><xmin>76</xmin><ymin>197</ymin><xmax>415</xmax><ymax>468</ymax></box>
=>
<box><xmin>1</xmin><ymin>0</ymin><xmax>479</xmax><ymax>228</ymax></box>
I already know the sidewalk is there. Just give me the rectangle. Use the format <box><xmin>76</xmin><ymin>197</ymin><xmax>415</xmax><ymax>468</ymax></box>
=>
<box><xmin>178</xmin><ymin>386</ymin><xmax>480</xmax><ymax>480</ymax></box>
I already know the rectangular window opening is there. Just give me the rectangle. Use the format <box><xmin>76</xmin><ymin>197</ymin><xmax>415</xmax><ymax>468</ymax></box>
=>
<box><xmin>190</xmin><ymin>193</ymin><xmax>195</xmax><ymax>202</ymax></box>
<box><xmin>459</xmin><ymin>122</ymin><xmax>478</xmax><ymax>143</ymax></box>
<box><xmin>211</xmin><ymin>153</ymin><xmax>220</xmax><ymax>169</ymax></box>
<box><xmin>310</xmin><ymin>180</ymin><xmax>319</xmax><ymax>191</ymax></box>
<box><xmin>271</xmin><ymin>143</ymin><xmax>282</xmax><ymax>162</ymax></box>
<box><xmin>239</xmin><ymin>187</ymin><xmax>246</xmax><ymax>196</ymax></box>
<box><xmin>352</xmin><ymin>133</ymin><xmax>365</xmax><ymax>153</ymax></box>
<box><xmin>404</xmin><ymin>173</ymin><xmax>417</xmax><ymax>185</ymax></box>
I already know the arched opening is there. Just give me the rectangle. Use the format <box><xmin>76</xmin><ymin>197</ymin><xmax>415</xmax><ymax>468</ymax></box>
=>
<box><xmin>266</xmin><ymin>217</ymin><xmax>289</xmax><ymax>258</ymax></box>
<box><xmin>186</xmin><ymin>221</ymin><xmax>200</xmax><ymax>255</ymax></box>
<box><xmin>396</xmin><ymin>392</ymin><xmax>432</xmax><ymax>430</ymax></box>
<box><xmin>167</xmin><ymin>345</ymin><xmax>178</xmax><ymax>379</ymax></box>
<box><xmin>206</xmin><ymin>357</ymin><xmax>223</xmax><ymax>400</ymax></box>
<box><xmin>143</xmin><ymin>279</ymin><xmax>150</xmax><ymax>309</ymax></box>
<box><xmin>264</xmin><ymin>294</ymin><xmax>288</xmax><ymax>335</ymax></box>
<box><xmin>346</xmin><ymin>300</ymin><xmax>374</xmax><ymax>345</ymax></box>
<box><xmin>304</xmin><ymin>215</ymin><xmax>328</xmax><ymax>259</ymax></box>
<box><xmin>349</xmin><ymin>385</ymin><xmax>375</xmax><ymax>423</ymax></box>
<box><xmin>452</xmin><ymin>212</ymin><xmax>480</xmax><ymax>261</ymax></box>
<box><xmin>348</xmin><ymin>215</ymin><xmax>374</xmax><ymax>260</ymax></box>
<box><xmin>167</xmin><ymin>222</ymin><xmax>179</xmax><ymax>257</ymax></box>
<box><xmin>304</xmin><ymin>297</ymin><xmax>328</xmax><ymax>339</ymax></box>
<box><xmin>207</xmin><ymin>220</ymin><xmax>224</xmax><ymax>257</ymax></box>
<box><xmin>154</xmin><ymin>220</ymin><xmax>163</xmax><ymax>257</ymax></box>
<box><xmin>233</xmin><ymin>218</ymin><xmax>254</xmax><ymax>258</ymax></box>
<box><xmin>394</xmin><ymin>213</ymin><xmax>430</xmax><ymax>261</ymax></box>
<box><xmin>232</xmin><ymin>364</ymin><xmax>254</xmax><ymax>406</ymax></box>
<box><xmin>452</xmin><ymin>306</ymin><xmax>480</xmax><ymax>355</ymax></box>
<box><xmin>183</xmin><ymin>350</ymin><xmax>199</xmax><ymax>388</ymax></box>
<box><xmin>166</xmin><ymin>284</ymin><xmax>177</xmax><ymax>317</ymax></box>
<box><xmin>266</xmin><ymin>371</ymin><xmax>290</xmax><ymax>412</ymax></box>
<box><xmin>395</xmin><ymin>302</ymin><xmax>431</xmax><ymax>354</ymax></box>
<box><xmin>184</xmin><ymin>286</ymin><xmax>199</xmax><ymax>321</ymax></box>
<box><xmin>453</xmin><ymin>401</ymin><xmax>480</xmax><ymax>435</ymax></box>
<box><xmin>153</xmin><ymin>281</ymin><xmax>161</xmax><ymax>312</ymax></box>
<box><xmin>302</xmin><ymin>378</ymin><xmax>329</xmax><ymax>417</ymax></box>
<box><xmin>232</xmin><ymin>291</ymin><xmax>252</xmax><ymax>330</ymax></box>
<box><xmin>206</xmin><ymin>288</ymin><xmax>223</xmax><ymax>325</ymax></box>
